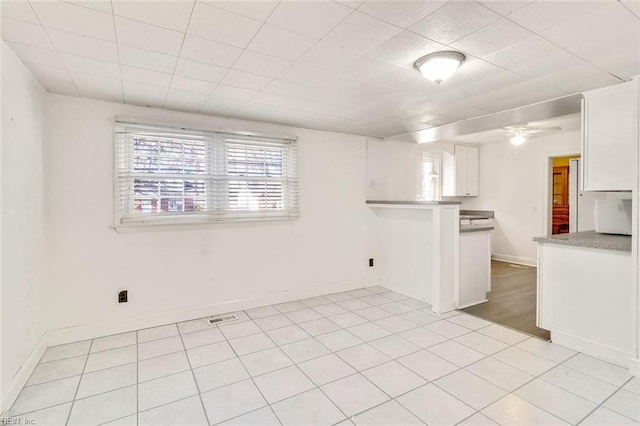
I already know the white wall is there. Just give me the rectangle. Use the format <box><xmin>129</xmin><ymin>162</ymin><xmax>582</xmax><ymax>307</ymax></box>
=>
<box><xmin>366</xmin><ymin>138</ymin><xmax>421</xmax><ymax>201</ymax></box>
<box><xmin>461</xmin><ymin>131</ymin><xmax>582</xmax><ymax>265</ymax></box>
<box><xmin>44</xmin><ymin>95</ymin><xmax>371</xmax><ymax>339</ymax></box>
<box><xmin>1</xmin><ymin>42</ymin><xmax>47</xmax><ymax>410</ymax></box>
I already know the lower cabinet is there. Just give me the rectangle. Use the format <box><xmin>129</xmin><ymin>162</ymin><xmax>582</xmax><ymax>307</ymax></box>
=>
<box><xmin>537</xmin><ymin>243</ymin><xmax>632</xmax><ymax>365</ymax></box>
<box><xmin>458</xmin><ymin>230</ymin><xmax>491</xmax><ymax>308</ymax></box>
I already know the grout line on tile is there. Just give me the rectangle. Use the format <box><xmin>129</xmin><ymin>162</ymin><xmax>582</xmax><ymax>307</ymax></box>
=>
<box><xmin>176</xmin><ymin>324</ymin><xmax>213</xmax><ymax>426</ymax></box>
<box><xmin>64</xmin><ymin>338</ymin><xmax>94</xmax><ymax>426</ymax></box>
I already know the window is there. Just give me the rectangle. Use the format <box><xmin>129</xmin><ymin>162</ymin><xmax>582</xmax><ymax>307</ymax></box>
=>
<box><xmin>421</xmin><ymin>151</ymin><xmax>441</xmax><ymax>201</ymax></box>
<box><xmin>114</xmin><ymin>121</ymin><xmax>299</xmax><ymax>227</ymax></box>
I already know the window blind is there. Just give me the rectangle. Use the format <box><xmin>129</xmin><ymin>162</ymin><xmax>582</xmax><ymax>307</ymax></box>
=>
<box><xmin>114</xmin><ymin>121</ymin><xmax>299</xmax><ymax>226</ymax></box>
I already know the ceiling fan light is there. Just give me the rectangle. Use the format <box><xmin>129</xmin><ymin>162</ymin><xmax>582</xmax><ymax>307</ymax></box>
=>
<box><xmin>414</xmin><ymin>51</ymin><xmax>466</xmax><ymax>84</ymax></box>
<box><xmin>511</xmin><ymin>135</ymin><xmax>526</xmax><ymax>146</ymax></box>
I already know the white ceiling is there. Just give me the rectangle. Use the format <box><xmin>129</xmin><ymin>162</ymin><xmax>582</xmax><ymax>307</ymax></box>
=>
<box><xmin>450</xmin><ymin>112</ymin><xmax>581</xmax><ymax>145</ymax></box>
<box><xmin>1</xmin><ymin>0</ymin><xmax>639</xmax><ymax>138</ymax></box>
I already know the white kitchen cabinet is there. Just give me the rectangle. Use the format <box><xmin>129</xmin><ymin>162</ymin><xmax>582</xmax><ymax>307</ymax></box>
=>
<box><xmin>537</xmin><ymin>241</ymin><xmax>632</xmax><ymax>366</ymax></box>
<box><xmin>582</xmin><ymin>80</ymin><xmax>637</xmax><ymax>191</ymax></box>
<box><xmin>443</xmin><ymin>145</ymin><xmax>479</xmax><ymax>196</ymax></box>
<box><xmin>458</xmin><ymin>230</ymin><xmax>491</xmax><ymax>308</ymax></box>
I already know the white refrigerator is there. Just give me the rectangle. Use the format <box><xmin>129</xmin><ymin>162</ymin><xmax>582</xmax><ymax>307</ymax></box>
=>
<box><xmin>569</xmin><ymin>158</ymin><xmax>605</xmax><ymax>232</ymax></box>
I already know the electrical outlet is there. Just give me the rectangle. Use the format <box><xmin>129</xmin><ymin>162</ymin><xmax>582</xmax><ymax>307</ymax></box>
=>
<box><xmin>118</xmin><ymin>290</ymin><xmax>128</xmax><ymax>303</ymax></box>
<box><xmin>368</xmin><ymin>179</ymin><xmax>376</xmax><ymax>189</ymax></box>
<box><xmin>369</xmin><ymin>258</ymin><xmax>374</xmax><ymax>267</ymax></box>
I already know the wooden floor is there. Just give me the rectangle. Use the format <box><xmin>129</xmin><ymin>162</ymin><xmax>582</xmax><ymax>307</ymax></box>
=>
<box><xmin>462</xmin><ymin>260</ymin><xmax>551</xmax><ymax>340</ymax></box>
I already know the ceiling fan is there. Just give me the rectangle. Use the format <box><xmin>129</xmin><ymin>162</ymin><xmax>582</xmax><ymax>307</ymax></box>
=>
<box><xmin>503</xmin><ymin>124</ymin><xmax>562</xmax><ymax>146</ymax></box>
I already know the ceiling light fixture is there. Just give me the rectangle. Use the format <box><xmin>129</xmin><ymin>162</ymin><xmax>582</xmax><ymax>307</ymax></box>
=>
<box><xmin>511</xmin><ymin>134</ymin><xmax>527</xmax><ymax>146</ymax></box>
<box><xmin>414</xmin><ymin>51</ymin><xmax>466</xmax><ymax>84</ymax></box>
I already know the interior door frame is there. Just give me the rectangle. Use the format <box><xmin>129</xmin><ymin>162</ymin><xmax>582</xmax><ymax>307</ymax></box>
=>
<box><xmin>543</xmin><ymin>152</ymin><xmax>581</xmax><ymax>237</ymax></box>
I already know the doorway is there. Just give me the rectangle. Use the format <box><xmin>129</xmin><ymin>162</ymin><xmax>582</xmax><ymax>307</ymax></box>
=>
<box><xmin>550</xmin><ymin>155</ymin><xmax>579</xmax><ymax>235</ymax></box>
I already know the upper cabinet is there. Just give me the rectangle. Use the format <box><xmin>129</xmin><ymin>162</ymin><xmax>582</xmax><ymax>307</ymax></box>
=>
<box><xmin>582</xmin><ymin>80</ymin><xmax>638</xmax><ymax>191</ymax></box>
<box><xmin>443</xmin><ymin>145</ymin><xmax>479</xmax><ymax>197</ymax></box>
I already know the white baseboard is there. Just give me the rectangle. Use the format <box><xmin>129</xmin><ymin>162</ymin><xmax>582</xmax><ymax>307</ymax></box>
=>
<box><xmin>48</xmin><ymin>278</ymin><xmax>371</xmax><ymax>347</ymax></box>
<box><xmin>1</xmin><ymin>333</ymin><xmax>47</xmax><ymax>413</ymax></box>
<box><xmin>630</xmin><ymin>357</ymin><xmax>640</xmax><ymax>377</ymax></box>
<box><xmin>551</xmin><ymin>330</ymin><xmax>632</xmax><ymax>368</ymax></box>
<box><xmin>491</xmin><ymin>253</ymin><xmax>537</xmax><ymax>267</ymax></box>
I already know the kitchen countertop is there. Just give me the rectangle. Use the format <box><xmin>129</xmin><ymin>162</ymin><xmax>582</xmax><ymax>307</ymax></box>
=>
<box><xmin>533</xmin><ymin>230</ymin><xmax>631</xmax><ymax>252</ymax></box>
<box><xmin>366</xmin><ymin>200</ymin><xmax>462</xmax><ymax>205</ymax></box>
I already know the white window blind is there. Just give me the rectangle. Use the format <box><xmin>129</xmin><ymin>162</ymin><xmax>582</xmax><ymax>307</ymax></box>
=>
<box><xmin>114</xmin><ymin>121</ymin><xmax>299</xmax><ymax>226</ymax></box>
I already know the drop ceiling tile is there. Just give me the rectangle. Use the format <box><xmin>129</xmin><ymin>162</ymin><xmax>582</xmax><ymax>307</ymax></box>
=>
<box><xmin>266</xmin><ymin>1</ymin><xmax>352</xmax><ymax>39</ymax></box>
<box><xmin>484</xmin><ymin>36</ymin><xmax>563</xmax><ymax>69</ymax></box>
<box><xmin>534</xmin><ymin>62</ymin><xmax>615</xmax><ymax>89</ymax></box>
<box><xmin>214</xmin><ymin>84</ymin><xmax>258</xmax><ymax>102</ymax></box>
<box><xmin>63</xmin><ymin>1</ymin><xmax>112</xmax><ymax>14</ymax></box>
<box><xmin>357</xmin><ymin>1</ymin><xmax>445</xmax><ymax>28</ymax></box>
<box><xmin>464</xmin><ymin>70</ymin><xmax>526</xmax><ymax>94</ymax></box>
<box><xmin>164</xmin><ymin>88</ymin><xmax>209</xmax><ymax>112</ymax></box>
<box><xmin>180</xmin><ymin>35</ymin><xmax>243</xmax><ymax>68</ymax></box>
<box><xmin>514</xmin><ymin>88</ymin><xmax>569</xmax><ymax>105</ymax></box>
<box><xmin>323</xmin><ymin>11</ymin><xmax>402</xmax><ymax>54</ymax></box>
<box><xmin>122</xmin><ymin>80</ymin><xmax>168</xmax><ymax>108</ymax></box>
<box><xmin>250</xmin><ymin>92</ymin><xmax>294</xmax><ymax>108</ymax></box>
<box><xmin>38</xmin><ymin>78</ymin><xmax>80</xmax><ymax>96</ymax></box>
<box><xmin>0</xmin><ymin>1</ymin><xmax>40</xmax><ymax>24</ymax></box>
<box><xmin>28</xmin><ymin>63</ymin><xmax>72</xmax><ymax>83</ymax></box>
<box><xmin>247</xmin><ymin>24</ymin><xmax>317</xmax><ymax>61</ymax></box>
<box><xmin>233</xmin><ymin>50</ymin><xmax>291</xmax><ymax>78</ymax></box>
<box><xmin>46</xmin><ymin>28</ymin><xmax>118</xmax><ymax>61</ymax></box>
<box><xmin>451</xmin><ymin>107</ymin><xmax>490</xmax><ymax>120</ymax></box>
<box><xmin>368</xmin><ymin>30</ymin><xmax>445</xmax><ymax>67</ymax></box>
<box><xmin>508</xmin><ymin>1</ymin><xmax>611</xmax><ymax>34</ymax></box>
<box><xmin>121</xmin><ymin>64</ymin><xmax>172</xmax><ymax>87</ymax></box>
<box><xmin>112</xmin><ymin>0</ymin><xmax>194</xmax><ymax>32</ymax></box>
<box><xmin>31</xmin><ymin>1</ymin><xmax>115</xmax><ymax>41</ymax></box>
<box><xmin>342</xmin><ymin>56</ymin><xmax>401</xmax><ymax>81</ymax></box>
<box><xmin>335</xmin><ymin>0</ymin><xmax>365</xmax><ymax>10</ymax></box>
<box><xmin>480</xmin><ymin>97</ymin><xmax>527</xmax><ymax>113</ymax></box>
<box><xmin>262</xmin><ymin>78</ymin><xmax>327</xmax><ymax>103</ymax></box>
<box><xmin>542</xmin><ymin>3</ymin><xmax>640</xmax><ymax>51</ymax></box>
<box><xmin>452</xmin><ymin>18</ymin><xmax>535</xmax><ymax>58</ymax></box>
<box><xmin>200</xmin><ymin>96</ymin><xmax>244</xmax><ymax>116</ymax></box>
<box><xmin>118</xmin><ymin>45</ymin><xmax>178</xmax><ymax>73</ymax></box>
<box><xmin>375</xmin><ymin>67</ymin><xmax>433</xmax><ymax>92</ymax></box>
<box><xmin>513</xmin><ymin>50</ymin><xmax>585</xmax><ymax>79</ymax></box>
<box><xmin>115</xmin><ymin>16</ymin><xmax>184</xmax><ymax>55</ymax></box>
<box><xmin>171</xmin><ymin>75</ymin><xmax>218</xmax><ymax>95</ymax></box>
<box><xmin>201</xmin><ymin>1</ymin><xmax>278</xmax><ymax>21</ymax></box>
<box><xmin>298</xmin><ymin>41</ymin><xmax>362</xmax><ymax>72</ymax></box>
<box><xmin>622</xmin><ymin>0</ymin><xmax>640</xmax><ymax>18</ymax></box>
<box><xmin>174</xmin><ymin>58</ymin><xmax>229</xmax><ymax>82</ymax></box>
<box><xmin>72</xmin><ymin>72</ymin><xmax>123</xmax><ymax>102</ymax></box>
<box><xmin>409</xmin><ymin>1</ymin><xmax>500</xmax><ymax>44</ymax></box>
<box><xmin>440</xmin><ymin>58</ymin><xmax>500</xmax><ymax>88</ymax></box>
<box><xmin>477</xmin><ymin>1</ymin><xmax>532</xmax><ymax>16</ymax></box>
<box><xmin>188</xmin><ymin>2</ymin><xmax>261</xmax><ymax>48</ymax></box>
<box><xmin>1</xmin><ymin>17</ymin><xmax>54</xmax><ymax>49</ymax></box>
<box><xmin>222</xmin><ymin>70</ymin><xmax>272</xmax><ymax>91</ymax></box>
<box><xmin>277</xmin><ymin>62</ymin><xmax>334</xmax><ymax>87</ymax></box>
<box><xmin>6</xmin><ymin>42</ymin><xmax>64</xmax><ymax>68</ymax></box>
<box><xmin>60</xmin><ymin>52</ymin><xmax>121</xmax><ymax>79</ymax></box>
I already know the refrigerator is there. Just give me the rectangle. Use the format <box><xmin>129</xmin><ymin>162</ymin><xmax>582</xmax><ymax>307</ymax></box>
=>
<box><xmin>569</xmin><ymin>158</ymin><xmax>606</xmax><ymax>232</ymax></box>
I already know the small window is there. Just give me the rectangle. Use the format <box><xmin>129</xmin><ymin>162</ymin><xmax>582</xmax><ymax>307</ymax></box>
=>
<box><xmin>114</xmin><ymin>121</ymin><xmax>299</xmax><ymax>227</ymax></box>
<box><xmin>421</xmin><ymin>152</ymin><xmax>441</xmax><ymax>201</ymax></box>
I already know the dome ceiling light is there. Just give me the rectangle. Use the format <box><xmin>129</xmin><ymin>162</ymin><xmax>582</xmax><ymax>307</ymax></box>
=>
<box><xmin>414</xmin><ymin>51</ymin><xmax>466</xmax><ymax>84</ymax></box>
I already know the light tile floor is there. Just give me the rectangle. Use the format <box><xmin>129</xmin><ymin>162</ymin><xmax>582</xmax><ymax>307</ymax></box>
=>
<box><xmin>6</xmin><ymin>286</ymin><xmax>640</xmax><ymax>426</ymax></box>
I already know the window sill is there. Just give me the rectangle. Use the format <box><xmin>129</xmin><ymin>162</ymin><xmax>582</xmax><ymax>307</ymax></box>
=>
<box><xmin>113</xmin><ymin>215</ymin><xmax>299</xmax><ymax>233</ymax></box>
